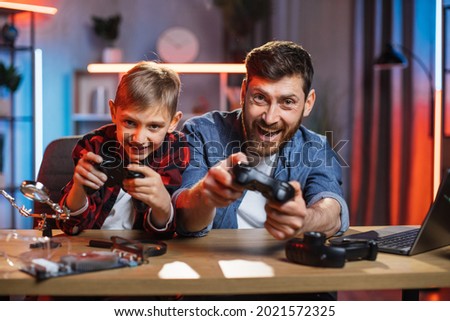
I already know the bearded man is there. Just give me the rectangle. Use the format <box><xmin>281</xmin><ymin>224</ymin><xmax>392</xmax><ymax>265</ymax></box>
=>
<box><xmin>174</xmin><ymin>40</ymin><xmax>349</xmax><ymax>240</ymax></box>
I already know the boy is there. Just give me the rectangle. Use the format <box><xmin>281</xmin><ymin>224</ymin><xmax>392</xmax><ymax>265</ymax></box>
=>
<box><xmin>58</xmin><ymin>61</ymin><xmax>189</xmax><ymax>237</ymax></box>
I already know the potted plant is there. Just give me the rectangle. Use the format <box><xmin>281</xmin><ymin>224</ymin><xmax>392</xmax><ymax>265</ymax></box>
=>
<box><xmin>0</xmin><ymin>61</ymin><xmax>22</xmax><ymax>92</ymax></box>
<box><xmin>213</xmin><ymin>0</ymin><xmax>271</xmax><ymax>62</ymax></box>
<box><xmin>91</xmin><ymin>14</ymin><xmax>122</xmax><ymax>63</ymax></box>
<box><xmin>0</xmin><ymin>61</ymin><xmax>22</xmax><ymax>116</ymax></box>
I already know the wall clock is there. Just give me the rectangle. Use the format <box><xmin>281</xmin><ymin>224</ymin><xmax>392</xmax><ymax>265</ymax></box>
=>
<box><xmin>156</xmin><ymin>27</ymin><xmax>200</xmax><ymax>63</ymax></box>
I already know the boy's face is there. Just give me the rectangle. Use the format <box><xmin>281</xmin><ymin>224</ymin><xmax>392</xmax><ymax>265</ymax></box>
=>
<box><xmin>109</xmin><ymin>101</ymin><xmax>182</xmax><ymax>163</ymax></box>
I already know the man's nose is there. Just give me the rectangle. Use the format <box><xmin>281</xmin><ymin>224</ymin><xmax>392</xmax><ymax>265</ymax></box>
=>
<box><xmin>262</xmin><ymin>104</ymin><xmax>280</xmax><ymax>126</ymax></box>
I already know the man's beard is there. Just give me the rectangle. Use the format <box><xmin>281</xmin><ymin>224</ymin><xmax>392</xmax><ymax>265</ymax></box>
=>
<box><xmin>242</xmin><ymin>109</ymin><xmax>303</xmax><ymax>158</ymax></box>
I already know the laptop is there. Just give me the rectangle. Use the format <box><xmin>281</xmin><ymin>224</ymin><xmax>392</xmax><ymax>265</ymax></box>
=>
<box><xmin>330</xmin><ymin>169</ymin><xmax>450</xmax><ymax>255</ymax></box>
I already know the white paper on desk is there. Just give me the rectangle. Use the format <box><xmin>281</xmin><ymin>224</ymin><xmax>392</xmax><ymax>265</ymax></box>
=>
<box><xmin>158</xmin><ymin>261</ymin><xmax>200</xmax><ymax>279</ymax></box>
<box><xmin>219</xmin><ymin>260</ymin><xmax>274</xmax><ymax>278</ymax></box>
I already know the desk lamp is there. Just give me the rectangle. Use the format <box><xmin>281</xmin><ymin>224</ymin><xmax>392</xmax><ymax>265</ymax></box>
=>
<box><xmin>374</xmin><ymin>43</ymin><xmax>440</xmax><ymax>200</ymax></box>
<box><xmin>374</xmin><ymin>43</ymin><xmax>434</xmax><ymax>133</ymax></box>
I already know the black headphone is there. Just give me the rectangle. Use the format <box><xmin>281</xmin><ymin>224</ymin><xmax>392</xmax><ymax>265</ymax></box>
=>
<box><xmin>141</xmin><ymin>240</ymin><xmax>167</xmax><ymax>257</ymax></box>
<box><xmin>285</xmin><ymin>231</ymin><xmax>378</xmax><ymax>268</ymax></box>
<box><xmin>89</xmin><ymin>238</ymin><xmax>167</xmax><ymax>257</ymax></box>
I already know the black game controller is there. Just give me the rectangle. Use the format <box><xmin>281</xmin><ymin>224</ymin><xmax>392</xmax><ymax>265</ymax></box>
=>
<box><xmin>84</xmin><ymin>149</ymin><xmax>144</xmax><ymax>195</ymax></box>
<box><xmin>285</xmin><ymin>231</ymin><xmax>378</xmax><ymax>268</ymax></box>
<box><xmin>232</xmin><ymin>162</ymin><xmax>295</xmax><ymax>203</ymax></box>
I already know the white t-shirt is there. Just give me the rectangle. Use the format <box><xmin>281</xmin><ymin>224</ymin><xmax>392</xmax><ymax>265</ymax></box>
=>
<box><xmin>237</xmin><ymin>155</ymin><xmax>277</xmax><ymax>229</ymax></box>
<box><xmin>69</xmin><ymin>188</ymin><xmax>174</xmax><ymax>231</ymax></box>
<box><xmin>102</xmin><ymin>188</ymin><xmax>135</xmax><ymax>229</ymax></box>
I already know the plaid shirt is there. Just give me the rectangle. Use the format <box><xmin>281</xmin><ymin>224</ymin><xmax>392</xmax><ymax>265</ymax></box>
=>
<box><xmin>58</xmin><ymin>124</ymin><xmax>189</xmax><ymax>237</ymax></box>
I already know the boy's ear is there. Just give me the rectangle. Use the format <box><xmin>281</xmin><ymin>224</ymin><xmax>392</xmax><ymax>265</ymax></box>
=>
<box><xmin>303</xmin><ymin>89</ymin><xmax>316</xmax><ymax>117</ymax></box>
<box><xmin>167</xmin><ymin>111</ymin><xmax>183</xmax><ymax>133</ymax></box>
<box><xmin>109</xmin><ymin>99</ymin><xmax>117</xmax><ymax>122</ymax></box>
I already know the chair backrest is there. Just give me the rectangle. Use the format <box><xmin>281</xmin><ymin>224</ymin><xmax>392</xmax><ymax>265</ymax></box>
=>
<box><xmin>34</xmin><ymin>136</ymin><xmax>81</xmax><ymax>220</ymax></box>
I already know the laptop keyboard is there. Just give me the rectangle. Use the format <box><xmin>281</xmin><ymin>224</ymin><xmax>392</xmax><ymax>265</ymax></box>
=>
<box><xmin>376</xmin><ymin>228</ymin><xmax>420</xmax><ymax>250</ymax></box>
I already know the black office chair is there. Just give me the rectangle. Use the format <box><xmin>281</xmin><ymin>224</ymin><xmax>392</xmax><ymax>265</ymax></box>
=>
<box><xmin>33</xmin><ymin>136</ymin><xmax>81</xmax><ymax>229</ymax></box>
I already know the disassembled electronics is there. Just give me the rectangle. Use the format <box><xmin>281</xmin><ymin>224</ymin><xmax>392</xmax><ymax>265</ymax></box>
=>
<box><xmin>21</xmin><ymin>236</ymin><xmax>149</xmax><ymax>280</ymax></box>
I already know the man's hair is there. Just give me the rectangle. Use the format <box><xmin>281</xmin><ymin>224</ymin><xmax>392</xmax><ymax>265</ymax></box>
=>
<box><xmin>244</xmin><ymin>40</ymin><xmax>314</xmax><ymax>97</ymax></box>
<box><xmin>113</xmin><ymin>61</ymin><xmax>181</xmax><ymax>117</ymax></box>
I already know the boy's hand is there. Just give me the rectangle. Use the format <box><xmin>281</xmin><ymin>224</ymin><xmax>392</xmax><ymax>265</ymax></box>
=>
<box><xmin>123</xmin><ymin>164</ymin><xmax>171</xmax><ymax>228</ymax></box>
<box><xmin>73</xmin><ymin>151</ymin><xmax>108</xmax><ymax>195</ymax></box>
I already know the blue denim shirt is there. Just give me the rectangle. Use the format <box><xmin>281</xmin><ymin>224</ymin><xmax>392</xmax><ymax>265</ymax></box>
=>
<box><xmin>173</xmin><ymin>109</ymin><xmax>349</xmax><ymax>237</ymax></box>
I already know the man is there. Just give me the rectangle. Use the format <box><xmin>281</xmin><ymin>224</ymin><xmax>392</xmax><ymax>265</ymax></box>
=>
<box><xmin>174</xmin><ymin>40</ymin><xmax>348</xmax><ymax>240</ymax></box>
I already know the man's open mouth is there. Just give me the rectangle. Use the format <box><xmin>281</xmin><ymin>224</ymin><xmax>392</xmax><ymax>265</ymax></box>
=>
<box><xmin>257</xmin><ymin>126</ymin><xmax>282</xmax><ymax>140</ymax></box>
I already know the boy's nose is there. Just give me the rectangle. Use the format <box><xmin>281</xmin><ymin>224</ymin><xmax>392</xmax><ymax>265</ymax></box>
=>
<box><xmin>131</xmin><ymin>129</ymin><xmax>147</xmax><ymax>144</ymax></box>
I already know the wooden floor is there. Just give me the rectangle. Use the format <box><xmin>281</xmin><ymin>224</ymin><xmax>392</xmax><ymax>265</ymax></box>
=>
<box><xmin>338</xmin><ymin>288</ymin><xmax>450</xmax><ymax>301</ymax></box>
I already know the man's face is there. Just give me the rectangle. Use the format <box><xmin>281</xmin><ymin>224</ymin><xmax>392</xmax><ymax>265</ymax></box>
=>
<box><xmin>109</xmin><ymin>102</ymin><xmax>181</xmax><ymax>163</ymax></box>
<box><xmin>241</xmin><ymin>75</ymin><xmax>315</xmax><ymax>157</ymax></box>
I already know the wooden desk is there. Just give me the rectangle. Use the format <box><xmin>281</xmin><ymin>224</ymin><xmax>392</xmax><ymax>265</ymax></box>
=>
<box><xmin>1</xmin><ymin>228</ymin><xmax>450</xmax><ymax>297</ymax></box>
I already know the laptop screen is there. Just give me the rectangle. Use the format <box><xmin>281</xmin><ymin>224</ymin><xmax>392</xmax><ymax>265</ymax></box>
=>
<box><xmin>410</xmin><ymin>169</ymin><xmax>450</xmax><ymax>255</ymax></box>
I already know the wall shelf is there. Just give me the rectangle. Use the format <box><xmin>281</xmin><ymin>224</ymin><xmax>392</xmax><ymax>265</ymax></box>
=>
<box><xmin>0</xmin><ymin>6</ymin><xmax>35</xmax><ymax>228</ymax></box>
<box><xmin>86</xmin><ymin>63</ymin><xmax>246</xmax><ymax>74</ymax></box>
<box><xmin>72</xmin><ymin>70</ymin><xmax>119</xmax><ymax>134</ymax></box>
<box><xmin>0</xmin><ymin>2</ymin><xmax>57</xmax><ymax>228</ymax></box>
<box><xmin>72</xmin><ymin>113</ymin><xmax>111</xmax><ymax>122</ymax></box>
<box><xmin>72</xmin><ymin>63</ymin><xmax>245</xmax><ymax>135</ymax></box>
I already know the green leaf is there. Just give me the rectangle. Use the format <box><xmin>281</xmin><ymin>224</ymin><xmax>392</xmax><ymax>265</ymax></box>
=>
<box><xmin>0</xmin><ymin>61</ymin><xmax>22</xmax><ymax>93</ymax></box>
<box><xmin>91</xmin><ymin>14</ymin><xmax>122</xmax><ymax>43</ymax></box>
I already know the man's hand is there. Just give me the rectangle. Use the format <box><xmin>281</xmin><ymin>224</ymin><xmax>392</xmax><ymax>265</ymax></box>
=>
<box><xmin>176</xmin><ymin>152</ymin><xmax>247</xmax><ymax>233</ymax></box>
<box><xmin>199</xmin><ymin>152</ymin><xmax>247</xmax><ymax>208</ymax></box>
<box><xmin>264</xmin><ymin>181</ymin><xmax>341</xmax><ymax>240</ymax></box>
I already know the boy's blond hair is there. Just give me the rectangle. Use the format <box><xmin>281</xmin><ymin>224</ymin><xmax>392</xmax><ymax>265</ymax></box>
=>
<box><xmin>113</xmin><ymin>61</ymin><xmax>181</xmax><ymax>117</ymax></box>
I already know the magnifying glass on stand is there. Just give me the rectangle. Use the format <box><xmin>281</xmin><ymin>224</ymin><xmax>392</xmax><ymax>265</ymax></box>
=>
<box><xmin>1</xmin><ymin>181</ymin><xmax>70</xmax><ymax>243</ymax></box>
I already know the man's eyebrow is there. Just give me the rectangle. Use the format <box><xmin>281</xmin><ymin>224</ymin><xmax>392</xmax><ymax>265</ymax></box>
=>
<box><xmin>279</xmin><ymin>93</ymin><xmax>300</xmax><ymax>100</ymax></box>
<box><xmin>249</xmin><ymin>86</ymin><xmax>267</xmax><ymax>94</ymax></box>
<box><xmin>250</xmin><ymin>86</ymin><xmax>299</xmax><ymax>98</ymax></box>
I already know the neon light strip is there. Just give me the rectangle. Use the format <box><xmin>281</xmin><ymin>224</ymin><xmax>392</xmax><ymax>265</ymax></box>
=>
<box><xmin>34</xmin><ymin>49</ymin><xmax>43</xmax><ymax>176</ymax></box>
<box><xmin>87</xmin><ymin>63</ymin><xmax>246</xmax><ymax>74</ymax></box>
<box><xmin>433</xmin><ymin>0</ymin><xmax>443</xmax><ymax>198</ymax></box>
<box><xmin>0</xmin><ymin>2</ymin><xmax>57</xmax><ymax>14</ymax></box>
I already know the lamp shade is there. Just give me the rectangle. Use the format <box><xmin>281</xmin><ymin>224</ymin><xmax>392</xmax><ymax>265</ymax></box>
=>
<box><xmin>374</xmin><ymin>44</ymin><xmax>408</xmax><ymax>69</ymax></box>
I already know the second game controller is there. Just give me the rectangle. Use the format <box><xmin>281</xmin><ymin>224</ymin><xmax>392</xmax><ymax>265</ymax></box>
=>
<box><xmin>232</xmin><ymin>162</ymin><xmax>295</xmax><ymax>203</ymax></box>
<box><xmin>83</xmin><ymin>153</ymin><xmax>144</xmax><ymax>195</ymax></box>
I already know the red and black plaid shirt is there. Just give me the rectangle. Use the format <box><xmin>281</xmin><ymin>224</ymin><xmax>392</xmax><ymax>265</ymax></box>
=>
<box><xmin>58</xmin><ymin>124</ymin><xmax>189</xmax><ymax>237</ymax></box>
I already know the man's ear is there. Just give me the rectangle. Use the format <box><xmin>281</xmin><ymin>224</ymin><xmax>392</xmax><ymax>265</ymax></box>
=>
<box><xmin>167</xmin><ymin>111</ymin><xmax>183</xmax><ymax>133</ymax></box>
<box><xmin>109</xmin><ymin>99</ymin><xmax>117</xmax><ymax>122</ymax></box>
<box><xmin>303</xmin><ymin>89</ymin><xmax>316</xmax><ymax>117</ymax></box>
